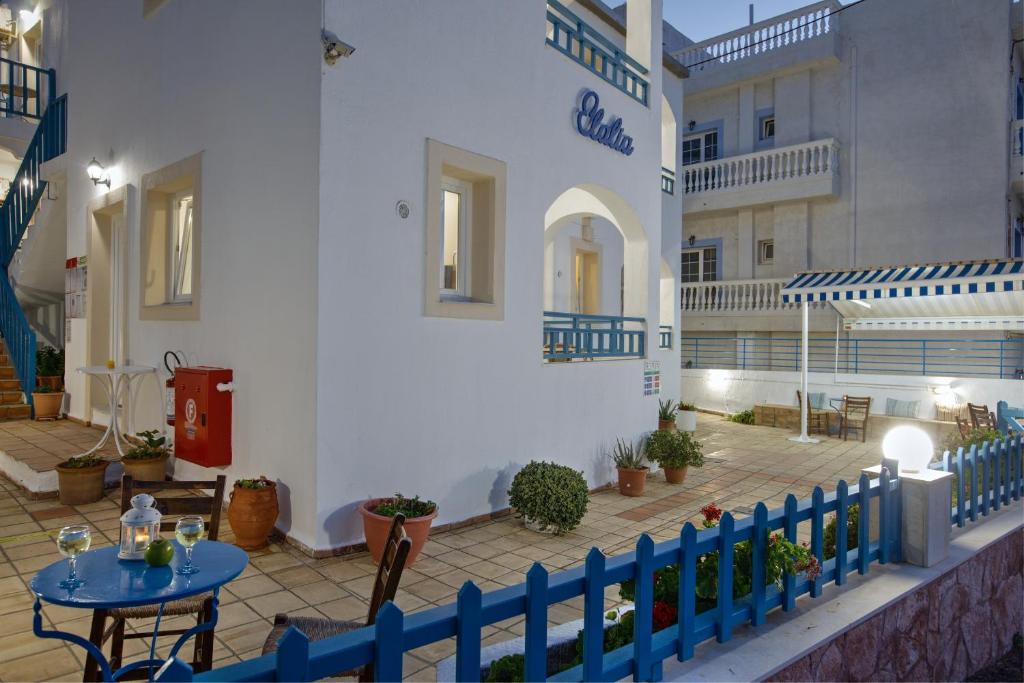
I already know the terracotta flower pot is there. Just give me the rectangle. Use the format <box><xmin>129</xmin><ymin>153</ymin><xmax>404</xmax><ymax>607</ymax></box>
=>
<box><xmin>228</xmin><ymin>482</ymin><xmax>279</xmax><ymax>550</ymax></box>
<box><xmin>32</xmin><ymin>392</ymin><xmax>64</xmax><ymax>420</ymax></box>
<box><xmin>121</xmin><ymin>452</ymin><xmax>170</xmax><ymax>484</ymax></box>
<box><xmin>617</xmin><ymin>467</ymin><xmax>648</xmax><ymax>497</ymax></box>
<box><xmin>657</xmin><ymin>419</ymin><xmax>675</xmax><ymax>432</ymax></box>
<box><xmin>664</xmin><ymin>466</ymin><xmax>688</xmax><ymax>484</ymax></box>
<box><xmin>360</xmin><ymin>498</ymin><xmax>437</xmax><ymax>566</ymax></box>
<box><xmin>56</xmin><ymin>460</ymin><xmax>109</xmax><ymax>505</ymax></box>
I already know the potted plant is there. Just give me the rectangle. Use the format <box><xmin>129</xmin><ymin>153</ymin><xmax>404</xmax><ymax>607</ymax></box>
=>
<box><xmin>228</xmin><ymin>477</ymin><xmax>280</xmax><ymax>550</ymax></box>
<box><xmin>120</xmin><ymin>430</ymin><xmax>170</xmax><ymax>482</ymax></box>
<box><xmin>35</xmin><ymin>345</ymin><xmax>64</xmax><ymax>391</ymax></box>
<box><xmin>646</xmin><ymin>429</ymin><xmax>704</xmax><ymax>484</ymax></box>
<box><xmin>56</xmin><ymin>454</ymin><xmax>109</xmax><ymax>505</ymax></box>
<box><xmin>32</xmin><ymin>384</ymin><xmax>64</xmax><ymax>421</ymax></box>
<box><xmin>507</xmin><ymin>461</ymin><xmax>589</xmax><ymax>535</ymax></box>
<box><xmin>657</xmin><ymin>399</ymin><xmax>677</xmax><ymax>431</ymax></box>
<box><xmin>676</xmin><ymin>402</ymin><xmax>698</xmax><ymax>432</ymax></box>
<box><xmin>359</xmin><ymin>493</ymin><xmax>437</xmax><ymax>565</ymax></box>
<box><xmin>610</xmin><ymin>437</ymin><xmax>648</xmax><ymax>497</ymax></box>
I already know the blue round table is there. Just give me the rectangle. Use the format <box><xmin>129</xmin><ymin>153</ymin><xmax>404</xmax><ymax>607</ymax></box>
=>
<box><xmin>31</xmin><ymin>540</ymin><xmax>248</xmax><ymax>681</ymax></box>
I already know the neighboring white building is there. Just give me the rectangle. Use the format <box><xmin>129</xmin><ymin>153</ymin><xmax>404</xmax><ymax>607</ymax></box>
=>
<box><xmin>667</xmin><ymin>0</ymin><xmax>1024</xmax><ymax>414</ymax></box>
<box><xmin>0</xmin><ymin>0</ymin><xmax>688</xmax><ymax>554</ymax></box>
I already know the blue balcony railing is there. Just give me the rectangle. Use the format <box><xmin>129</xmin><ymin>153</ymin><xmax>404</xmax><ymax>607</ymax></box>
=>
<box><xmin>680</xmin><ymin>336</ymin><xmax>1024</xmax><ymax>380</ymax></box>
<box><xmin>661</xmin><ymin>167</ymin><xmax>675</xmax><ymax>195</ymax></box>
<box><xmin>544</xmin><ymin>311</ymin><xmax>645</xmax><ymax>360</ymax></box>
<box><xmin>546</xmin><ymin>0</ymin><xmax>650</xmax><ymax>106</ymax></box>
<box><xmin>159</xmin><ymin>435</ymin><xmax>1024</xmax><ymax>682</ymax></box>
<box><xmin>0</xmin><ymin>57</ymin><xmax>55</xmax><ymax>120</ymax></box>
<box><xmin>659</xmin><ymin>325</ymin><xmax>672</xmax><ymax>349</ymax></box>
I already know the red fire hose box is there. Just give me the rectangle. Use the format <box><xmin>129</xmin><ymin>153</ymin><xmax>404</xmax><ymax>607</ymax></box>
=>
<box><xmin>174</xmin><ymin>366</ymin><xmax>232</xmax><ymax>467</ymax></box>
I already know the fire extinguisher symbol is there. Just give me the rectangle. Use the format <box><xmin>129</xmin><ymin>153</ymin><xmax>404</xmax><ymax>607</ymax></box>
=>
<box><xmin>184</xmin><ymin>398</ymin><xmax>198</xmax><ymax>440</ymax></box>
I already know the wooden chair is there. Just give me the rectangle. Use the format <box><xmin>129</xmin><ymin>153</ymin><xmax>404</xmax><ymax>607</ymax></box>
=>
<box><xmin>839</xmin><ymin>396</ymin><xmax>872</xmax><ymax>442</ymax></box>
<box><xmin>956</xmin><ymin>416</ymin><xmax>973</xmax><ymax>439</ymax></box>
<box><xmin>84</xmin><ymin>475</ymin><xmax>227</xmax><ymax>682</ymax></box>
<box><xmin>796</xmin><ymin>390</ymin><xmax>828</xmax><ymax>436</ymax></box>
<box><xmin>262</xmin><ymin>514</ymin><xmax>412</xmax><ymax>682</ymax></box>
<box><xmin>967</xmin><ymin>403</ymin><xmax>997</xmax><ymax>431</ymax></box>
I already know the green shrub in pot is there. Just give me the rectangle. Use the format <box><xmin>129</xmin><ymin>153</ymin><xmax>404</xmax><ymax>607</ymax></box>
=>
<box><xmin>645</xmin><ymin>430</ymin><xmax>704</xmax><ymax>483</ymax></box>
<box><xmin>508</xmin><ymin>461</ymin><xmax>588</xmax><ymax>534</ymax></box>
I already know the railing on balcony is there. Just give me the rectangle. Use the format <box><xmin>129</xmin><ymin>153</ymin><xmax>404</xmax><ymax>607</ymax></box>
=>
<box><xmin>677</xmin><ymin>0</ymin><xmax>841</xmax><ymax>72</ymax></box>
<box><xmin>545</xmin><ymin>0</ymin><xmax>650</xmax><ymax>106</ymax></box>
<box><xmin>681</xmin><ymin>278</ymin><xmax>816</xmax><ymax>313</ymax></box>
<box><xmin>0</xmin><ymin>57</ymin><xmax>55</xmax><ymax>120</ymax></box>
<box><xmin>544</xmin><ymin>311</ymin><xmax>646</xmax><ymax>361</ymax></box>
<box><xmin>682</xmin><ymin>138</ymin><xmax>838</xmax><ymax>197</ymax></box>
<box><xmin>680</xmin><ymin>336</ymin><xmax>1024</xmax><ymax>380</ymax></box>
<box><xmin>1012</xmin><ymin>119</ymin><xmax>1024</xmax><ymax>159</ymax></box>
<box><xmin>659</xmin><ymin>325</ymin><xmax>672</xmax><ymax>349</ymax></box>
<box><xmin>661</xmin><ymin>167</ymin><xmax>675</xmax><ymax>195</ymax></box>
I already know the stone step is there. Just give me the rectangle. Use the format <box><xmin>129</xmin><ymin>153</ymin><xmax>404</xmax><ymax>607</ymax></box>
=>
<box><xmin>0</xmin><ymin>404</ymin><xmax>31</xmax><ymax>420</ymax></box>
<box><xmin>0</xmin><ymin>367</ymin><xmax>15</xmax><ymax>380</ymax></box>
<box><xmin>0</xmin><ymin>379</ymin><xmax>20</xmax><ymax>391</ymax></box>
<box><xmin>0</xmin><ymin>391</ymin><xmax>22</xmax><ymax>404</ymax></box>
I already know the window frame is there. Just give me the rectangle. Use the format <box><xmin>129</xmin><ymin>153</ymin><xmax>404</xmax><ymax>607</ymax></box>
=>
<box><xmin>758</xmin><ymin>239</ymin><xmax>775</xmax><ymax>265</ymax></box>
<box><xmin>681</xmin><ymin>246</ymin><xmax>718</xmax><ymax>284</ymax></box>
<box><xmin>682</xmin><ymin>130</ymin><xmax>719</xmax><ymax>166</ymax></box>
<box><xmin>168</xmin><ymin>190</ymin><xmax>194</xmax><ymax>304</ymax></box>
<box><xmin>439</xmin><ymin>178</ymin><xmax>472</xmax><ymax>300</ymax></box>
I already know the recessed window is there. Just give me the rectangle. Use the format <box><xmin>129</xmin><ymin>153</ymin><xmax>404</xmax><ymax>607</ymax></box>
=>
<box><xmin>425</xmin><ymin>139</ymin><xmax>507</xmax><ymax>320</ymax></box>
<box><xmin>760</xmin><ymin>116</ymin><xmax>775</xmax><ymax>141</ymax></box>
<box><xmin>682</xmin><ymin>130</ymin><xmax>719</xmax><ymax>166</ymax></box>
<box><xmin>758</xmin><ymin>239</ymin><xmax>775</xmax><ymax>264</ymax></box>
<box><xmin>681</xmin><ymin>246</ymin><xmax>717</xmax><ymax>284</ymax></box>
<box><xmin>140</xmin><ymin>152</ymin><xmax>202</xmax><ymax>321</ymax></box>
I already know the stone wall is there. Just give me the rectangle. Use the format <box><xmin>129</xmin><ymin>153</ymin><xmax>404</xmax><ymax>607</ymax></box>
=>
<box><xmin>769</xmin><ymin>529</ymin><xmax>1023</xmax><ymax>681</ymax></box>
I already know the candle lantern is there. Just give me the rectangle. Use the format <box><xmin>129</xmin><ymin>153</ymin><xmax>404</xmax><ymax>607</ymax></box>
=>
<box><xmin>119</xmin><ymin>493</ymin><xmax>161</xmax><ymax>560</ymax></box>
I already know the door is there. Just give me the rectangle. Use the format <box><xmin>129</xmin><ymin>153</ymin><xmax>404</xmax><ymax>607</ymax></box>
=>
<box><xmin>87</xmin><ymin>205</ymin><xmax>127</xmax><ymax>421</ymax></box>
<box><xmin>574</xmin><ymin>249</ymin><xmax>600</xmax><ymax>315</ymax></box>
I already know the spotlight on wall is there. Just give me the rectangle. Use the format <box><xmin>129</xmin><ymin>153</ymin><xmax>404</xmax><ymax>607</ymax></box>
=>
<box><xmin>688</xmin><ymin>234</ymin><xmax>696</xmax><ymax>246</ymax></box>
<box><xmin>688</xmin><ymin>120</ymin><xmax>696</xmax><ymax>131</ymax></box>
<box><xmin>86</xmin><ymin>157</ymin><xmax>110</xmax><ymax>188</ymax></box>
<box><xmin>321</xmin><ymin>29</ymin><xmax>355</xmax><ymax>66</ymax></box>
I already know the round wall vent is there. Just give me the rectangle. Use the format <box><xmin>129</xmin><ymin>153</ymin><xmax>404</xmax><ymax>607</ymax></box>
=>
<box><xmin>396</xmin><ymin>200</ymin><xmax>411</xmax><ymax>219</ymax></box>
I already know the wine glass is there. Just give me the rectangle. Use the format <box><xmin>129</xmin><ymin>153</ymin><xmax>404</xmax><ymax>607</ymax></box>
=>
<box><xmin>174</xmin><ymin>516</ymin><xmax>205</xmax><ymax>575</ymax></box>
<box><xmin>56</xmin><ymin>525</ymin><xmax>91</xmax><ymax>589</ymax></box>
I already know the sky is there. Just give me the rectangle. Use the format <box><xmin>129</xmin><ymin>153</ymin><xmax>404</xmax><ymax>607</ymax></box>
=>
<box><xmin>662</xmin><ymin>0</ymin><xmax>843</xmax><ymax>43</ymax></box>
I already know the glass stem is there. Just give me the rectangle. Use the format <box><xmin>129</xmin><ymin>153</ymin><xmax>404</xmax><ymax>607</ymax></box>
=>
<box><xmin>185</xmin><ymin>546</ymin><xmax>193</xmax><ymax>567</ymax></box>
<box><xmin>68</xmin><ymin>556</ymin><xmax>77</xmax><ymax>581</ymax></box>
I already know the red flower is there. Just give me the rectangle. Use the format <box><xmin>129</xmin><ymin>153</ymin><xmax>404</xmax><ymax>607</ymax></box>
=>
<box><xmin>700</xmin><ymin>502</ymin><xmax>723</xmax><ymax>524</ymax></box>
<box><xmin>652</xmin><ymin>601</ymin><xmax>678</xmax><ymax>631</ymax></box>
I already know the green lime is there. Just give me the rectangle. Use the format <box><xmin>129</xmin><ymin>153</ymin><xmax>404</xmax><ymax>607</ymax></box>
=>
<box><xmin>145</xmin><ymin>538</ymin><xmax>174</xmax><ymax>567</ymax></box>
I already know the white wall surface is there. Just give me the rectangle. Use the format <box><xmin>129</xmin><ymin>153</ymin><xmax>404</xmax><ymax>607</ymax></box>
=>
<box><xmin>316</xmin><ymin>0</ymin><xmax>680</xmax><ymax>549</ymax></box>
<box><xmin>59</xmin><ymin>1</ymin><xmax>322</xmax><ymax>547</ymax></box>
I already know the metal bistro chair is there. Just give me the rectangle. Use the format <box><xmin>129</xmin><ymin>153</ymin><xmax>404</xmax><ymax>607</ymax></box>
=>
<box><xmin>84</xmin><ymin>475</ymin><xmax>227</xmax><ymax>682</ymax></box>
<box><xmin>967</xmin><ymin>403</ymin><xmax>997</xmax><ymax>432</ymax></box>
<box><xmin>262</xmin><ymin>513</ymin><xmax>412</xmax><ymax>682</ymax></box>
<box><xmin>839</xmin><ymin>395</ymin><xmax>872</xmax><ymax>442</ymax></box>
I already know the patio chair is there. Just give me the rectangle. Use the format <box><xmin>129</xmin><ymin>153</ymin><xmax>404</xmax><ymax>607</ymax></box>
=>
<box><xmin>261</xmin><ymin>513</ymin><xmax>411</xmax><ymax>682</ymax></box>
<box><xmin>796</xmin><ymin>390</ymin><xmax>829</xmax><ymax>436</ymax></box>
<box><xmin>967</xmin><ymin>403</ymin><xmax>997</xmax><ymax>431</ymax></box>
<box><xmin>84</xmin><ymin>475</ymin><xmax>227</xmax><ymax>682</ymax></box>
<box><xmin>839</xmin><ymin>395</ymin><xmax>872</xmax><ymax>442</ymax></box>
<box><xmin>956</xmin><ymin>416</ymin><xmax>973</xmax><ymax>439</ymax></box>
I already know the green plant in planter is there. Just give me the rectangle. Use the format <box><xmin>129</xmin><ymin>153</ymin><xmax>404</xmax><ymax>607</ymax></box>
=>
<box><xmin>677</xmin><ymin>402</ymin><xmax>696</xmax><ymax>412</ymax></box>
<box><xmin>645</xmin><ymin>430</ymin><xmax>704</xmax><ymax>469</ymax></box>
<box><xmin>609</xmin><ymin>437</ymin><xmax>646</xmax><ymax>470</ymax></box>
<box><xmin>36</xmin><ymin>345</ymin><xmax>64</xmax><ymax>377</ymax></box>
<box><xmin>508</xmin><ymin>461</ymin><xmax>588</xmax><ymax>534</ymax></box>
<box><xmin>373</xmin><ymin>493</ymin><xmax>437</xmax><ymax>518</ymax></box>
<box><xmin>33</xmin><ymin>385</ymin><xmax>54</xmax><ymax>393</ymax></box>
<box><xmin>122</xmin><ymin>430</ymin><xmax>169</xmax><ymax>460</ymax></box>
<box><xmin>657</xmin><ymin>399</ymin><xmax>677</xmax><ymax>421</ymax></box>
<box><xmin>823</xmin><ymin>503</ymin><xmax>859</xmax><ymax>560</ymax></box>
<box><xmin>484</xmin><ymin>654</ymin><xmax>526</xmax><ymax>683</ymax></box>
<box><xmin>62</xmin><ymin>454</ymin><xmax>105</xmax><ymax>469</ymax></box>
<box><xmin>729</xmin><ymin>409</ymin><xmax>756</xmax><ymax>425</ymax></box>
<box><xmin>236</xmin><ymin>476</ymin><xmax>274</xmax><ymax>490</ymax></box>
<box><xmin>941</xmin><ymin>427</ymin><xmax>1002</xmax><ymax>454</ymax></box>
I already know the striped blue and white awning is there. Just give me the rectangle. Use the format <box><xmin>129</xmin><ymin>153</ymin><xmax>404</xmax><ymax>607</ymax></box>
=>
<box><xmin>781</xmin><ymin>259</ymin><xmax>1024</xmax><ymax>331</ymax></box>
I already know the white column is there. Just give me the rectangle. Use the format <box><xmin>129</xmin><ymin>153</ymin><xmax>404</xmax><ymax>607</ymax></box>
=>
<box><xmin>790</xmin><ymin>300</ymin><xmax>819</xmax><ymax>443</ymax></box>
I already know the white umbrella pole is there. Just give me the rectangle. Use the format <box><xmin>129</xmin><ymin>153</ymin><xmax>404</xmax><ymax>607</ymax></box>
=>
<box><xmin>790</xmin><ymin>300</ymin><xmax>819</xmax><ymax>444</ymax></box>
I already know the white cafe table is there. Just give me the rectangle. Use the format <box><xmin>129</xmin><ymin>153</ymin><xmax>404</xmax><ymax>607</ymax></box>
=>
<box><xmin>76</xmin><ymin>365</ymin><xmax>157</xmax><ymax>457</ymax></box>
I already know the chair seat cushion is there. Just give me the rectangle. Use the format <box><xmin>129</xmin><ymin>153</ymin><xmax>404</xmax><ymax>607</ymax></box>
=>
<box><xmin>262</xmin><ymin>614</ymin><xmax>363</xmax><ymax>655</ymax></box>
<box><xmin>886</xmin><ymin>398</ymin><xmax>920</xmax><ymax>418</ymax></box>
<box><xmin>110</xmin><ymin>594</ymin><xmax>212</xmax><ymax>619</ymax></box>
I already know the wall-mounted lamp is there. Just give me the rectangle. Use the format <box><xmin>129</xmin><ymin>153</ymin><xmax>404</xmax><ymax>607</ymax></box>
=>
<box><xmin>86</xmin><ymin>157</ymin><xmax>110</xmax><ymax>188</ymax></box>
<box><xmin>688</xmin><ymin>234</ymin><xmax>696</xmax><ymax>246</ymax></box>
<box><xmin>322</xmin><ymin>29</ymin><xmax>355</xmax><ymax>66</ymax></box>
<box><xmin>688</xmin><ymin>120</ymin><xmax>696</xmax><ymax>131</ymax></box>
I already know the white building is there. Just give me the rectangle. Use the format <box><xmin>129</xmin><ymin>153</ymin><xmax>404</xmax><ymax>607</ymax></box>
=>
<box><xmin>0</xmin><ymin>0</ymin><xmax>689</xmax><ymax>554</ymax></box>
<box><xmin>668</xmin><ymin>0</ymin><xmax>1024</xmax><ymax>415</ymax></box>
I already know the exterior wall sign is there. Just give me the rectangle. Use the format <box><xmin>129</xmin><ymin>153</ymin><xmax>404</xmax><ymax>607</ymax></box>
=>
<box><xmin>575</xmin><ymin>89</ymin><xmax>634</xmax><ymax>156</ymax></box>
<box><xmin>644</xmin><ymin>360</ymin><xmax>660</xmax><ymax>396</ymax></box>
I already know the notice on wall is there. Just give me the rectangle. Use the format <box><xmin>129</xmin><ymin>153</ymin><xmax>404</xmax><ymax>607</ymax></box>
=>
<box><xmin>65</xmin><ymin>256</ymin><xmax>87</xmax><ymax>319</ymax></box>
<box><xmin>643</xmin><ymin>360</ymin><xmax>661</xmax><ymax>396</ymax></box>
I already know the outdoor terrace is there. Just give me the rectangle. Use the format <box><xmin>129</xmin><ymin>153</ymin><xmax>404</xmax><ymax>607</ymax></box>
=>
<box><xmin>0</xmin><ymin>414</ymin><xmax>887</xmax><ymax>681</ymax></box>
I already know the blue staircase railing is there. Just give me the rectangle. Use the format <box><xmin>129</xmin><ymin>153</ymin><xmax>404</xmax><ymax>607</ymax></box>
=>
<box><xmin>0</xmin><ymin>273</ymin><xmax>34</xmax><ymax>402</ymax></box>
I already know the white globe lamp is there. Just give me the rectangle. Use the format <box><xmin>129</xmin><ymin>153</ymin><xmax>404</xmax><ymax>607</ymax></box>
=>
<box><xmin>882</xmin><ymin>425</ymin><xmax>934</xmax><ymax>474</ymax></box>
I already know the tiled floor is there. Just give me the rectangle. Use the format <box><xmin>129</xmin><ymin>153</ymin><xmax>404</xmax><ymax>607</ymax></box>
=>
<box><xmin>0</xmin><ymin>419</ymin><xmax>119</xmax><ymax>474</ymax></box>
<box><xmin>0</xmin><ymin>414</ymin><xmax>887</xmax><ymax>681</ymax></box>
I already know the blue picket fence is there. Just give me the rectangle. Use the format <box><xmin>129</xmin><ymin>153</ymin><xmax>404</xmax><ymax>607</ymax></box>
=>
<box><xmin>152</xmin><ymin>436</ymin><xmax>1023</xmax><ymax>682</ymax></box>
<box><xmin>544</xmin><ymin>311</ymin><xmax>646</xmax><ymax>361</ymax></box>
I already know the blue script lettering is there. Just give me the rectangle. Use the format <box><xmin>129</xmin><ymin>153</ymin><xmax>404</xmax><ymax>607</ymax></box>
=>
<box><xmin>575</xmin><ymin>90</ymin><xmax>634</xmax><ymax>156</ymax></box>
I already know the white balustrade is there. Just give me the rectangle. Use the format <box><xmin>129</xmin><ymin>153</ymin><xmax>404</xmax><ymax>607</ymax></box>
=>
<box><xmin>682</xmin><ymin>139</ymin><xmax>838</xmax><ymax>197</ymax></box>
<box><xmin>676</xmin><ymin>0</ymin><xmax>841</xmax><ymax>71</ymax></box>
<box><xmin>681</xmin><ymin>278</ymin><xmax>825</xmax><ymax>314</ymax></box>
